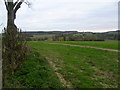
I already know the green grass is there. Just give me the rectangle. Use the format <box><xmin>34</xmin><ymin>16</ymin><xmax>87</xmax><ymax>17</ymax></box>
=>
<box><xmin>47</xmin><ymin>41</ymin><xmax>119</xmax><ymax>50</ymax></box>
<box><xmin>7</xmin><ymin>50</ymin><xmax>62</xmax><ymax>88</ymax></box>
<box><xmin>28</xmin><ymin>41</ymin><xmax>118</xmax><ymax>88</ymax></box>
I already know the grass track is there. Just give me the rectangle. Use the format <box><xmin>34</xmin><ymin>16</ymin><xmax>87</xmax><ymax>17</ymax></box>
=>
<box><xmin>46</xmin><ymin>41</ymin><xmax>119</xmax><ymax>50</ymax></box>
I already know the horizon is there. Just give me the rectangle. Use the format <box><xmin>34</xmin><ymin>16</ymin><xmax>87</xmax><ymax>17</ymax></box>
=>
<box><xmin>20</xmin><ymin>29</ymin><xmax>119</xmax><ymax>33</ymax></box>
<box><xmin>15</xmin><ymin>29</ymin><xmax>119</xmax><ymax>33</ymax></box>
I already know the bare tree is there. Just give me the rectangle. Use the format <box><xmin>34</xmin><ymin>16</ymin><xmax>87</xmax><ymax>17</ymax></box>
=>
<box><xmin>3</xmin><ymin>0</ymin><xmax>30</xmax><ymax>87</ymax></box>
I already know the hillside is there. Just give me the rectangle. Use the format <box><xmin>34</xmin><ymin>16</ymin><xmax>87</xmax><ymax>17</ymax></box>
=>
<box><xmin>23</xmin><ymin>30</ymin><xmax>119</xmax><ymax>41</ymax></box>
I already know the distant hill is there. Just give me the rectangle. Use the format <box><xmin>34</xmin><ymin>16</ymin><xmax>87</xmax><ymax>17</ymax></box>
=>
<box><xmin>23</xmin><ymin>31</ymin><xmax>78</xmax><ymax>35</ymax></box>
<box><xmin>22</xmin><ymin>30</ymin><xmax>119</xmax><ymax>41</ymax></box>
<box><xmin>23</xmin><ymin>30</ymin><xmax>119</xmax><ymax>34</ymax></box>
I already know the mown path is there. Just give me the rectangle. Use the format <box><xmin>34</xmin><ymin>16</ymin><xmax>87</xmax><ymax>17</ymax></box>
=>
<box><xmin>49</xmin><ymin>43</ymin><xmax>120</xmax><ymax>52</ymax></box>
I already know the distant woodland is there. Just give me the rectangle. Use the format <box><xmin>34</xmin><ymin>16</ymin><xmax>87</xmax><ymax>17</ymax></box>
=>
<box><xmin>23</xmin><ymin>30</ymin><xmax>120</xmax><ymax>41</ymax></box>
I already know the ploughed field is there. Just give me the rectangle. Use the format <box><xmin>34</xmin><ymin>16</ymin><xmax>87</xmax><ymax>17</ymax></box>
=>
<box><xmin>27</xmin><ymin>41</ymin><xmax>119</xmax><ymax>88</ymax></box>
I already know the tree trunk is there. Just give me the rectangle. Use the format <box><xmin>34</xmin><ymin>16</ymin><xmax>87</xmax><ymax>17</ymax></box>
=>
<box><xmin>7</xmin><ymin>9</ymin><xmax>17</xmax><ymax>29</ymax></box>
<box><xmin>7</xmin><ymin>10</ymin><xmax>14</xmax><ymax>26</ymax></box>
<box><xmin>6</xmin><ymin>1</ymin><xmax>17</xmax><ymax>29</ymax></box>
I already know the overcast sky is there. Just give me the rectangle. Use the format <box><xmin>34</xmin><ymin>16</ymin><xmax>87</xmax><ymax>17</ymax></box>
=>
<box><xmin>0</xmin><ymin>0</ymin><xmax>119</xmax><ymax>32</ymax></box>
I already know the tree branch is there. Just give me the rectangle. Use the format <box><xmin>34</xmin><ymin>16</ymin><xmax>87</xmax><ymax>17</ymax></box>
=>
<box><xmin>14</xmin><ymin>0</ymin><xmax>24</xmax><ymax>14</ymax></box>
<box><xmin>13</xmin><ymin>0</ymin><xmax>20</xmax><ymax>8</ymax></box>
<box><xmin>13</xmin><ymin>0</ymin><xmax>24</xmax><ymax>19</ymax></box>
<box><xmin>4</xmin><ymin>0</ymin><xmax>9</xmax><ymax>11</ymax></box>
<box><xmin>24</xmin><ymin>0</ymin><xmax>31</xmax><ymax>8</ymax></box>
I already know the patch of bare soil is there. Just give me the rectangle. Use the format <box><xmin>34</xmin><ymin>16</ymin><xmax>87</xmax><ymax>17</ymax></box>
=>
<box><xmin>49</xmin><ymin>43</ymin><xmax>120</xmax><ymax>52</ymax></box>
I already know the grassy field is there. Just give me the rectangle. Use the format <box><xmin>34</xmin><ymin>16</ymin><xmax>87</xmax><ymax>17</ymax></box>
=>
<box><xmin>28</xmin><ymin>41</ymin><xmax>119</xmax><ymax>88</ymax></box>
<box><xmin>7</xmin><ymin>51</ymin><xmax>62</xmax><ymax>88</ymax></box>
<box><xmin>47</xmin><ymin>40</ymin><xmax>119</xmax><ymax>50</ymax></box>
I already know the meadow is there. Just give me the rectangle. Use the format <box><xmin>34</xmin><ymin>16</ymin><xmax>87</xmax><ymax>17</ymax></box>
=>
<box><xmin>6</xmin><ymin>51</ymin><xmax>62</xmax><ymax>88</ymax></box>
<box><xmin>47</xmin><ymin>40</ymin><xmax>119</xmax><ymax>50</ymax></box>
<box><xmin>27</xmin><ymin>41</ymin><xmax>119</xmax><ymax>88</ymax></box>
<box><xmin>7</xmin><ymin>41</ymin><xmax>119</xmax><ymax>88</ymax></box>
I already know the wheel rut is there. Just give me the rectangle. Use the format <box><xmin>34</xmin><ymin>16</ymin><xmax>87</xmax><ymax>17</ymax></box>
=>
<box><xmin>45</xmin><ymin>57</ymin><xmax>73</xmax><ymax>88</ymax></box>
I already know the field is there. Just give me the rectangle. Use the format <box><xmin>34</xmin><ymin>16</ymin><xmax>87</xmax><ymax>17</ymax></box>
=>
<box><xmin>6</xmin><ymin>51</ymin><xmax>62</xmax><ymax>88</ymax></box>
<box><xmin>26</xmin><ymin>41</ymin><xmax>119</xmax><ymax>88</ymax></box>
<box><xmin>48</xmin><ymin>41</ymin><xmax>119</xmax><ymax>50</ymax></box>
<box><xmin>7</xmin><ymin>41</ymin><xmax>119</xmax><ymax>88</ymax></box>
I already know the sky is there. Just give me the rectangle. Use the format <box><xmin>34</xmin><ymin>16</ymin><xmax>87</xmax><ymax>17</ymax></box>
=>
<box><xmin>0</xmin><ymin>0</ymin><xmax>119</xmax><ymax>32</ymax></box>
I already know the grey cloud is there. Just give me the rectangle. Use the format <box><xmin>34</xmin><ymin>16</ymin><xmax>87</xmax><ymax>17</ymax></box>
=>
<box><xmin>0</xmin><ymin>0</ymin><xmax>118</xmax><ymax>32</ymax></box>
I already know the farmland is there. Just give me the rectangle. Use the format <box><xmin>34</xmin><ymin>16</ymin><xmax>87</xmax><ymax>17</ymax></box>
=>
<box><xmin>6</xmin><ymin>41</ymin><xmax>119</xmax><ymax>88</ymax></box>
<box><xmin>6</xmin><ymin>51</ymin><xmax>62</xmax><ymax>88</ymax></box>
<box><xmin>27</xmin><ymin>41</ymin><xmax>119</xmax><ymax>88</ymax></box>
<box><xmin>24</xmin><ymin>30</ymin><xmax>119</xmax><ymax>41</ymax></box>
<box><xmin>2</xmin><ymin>0</ymin><xmax>119</xmax><ymax>88</ymax></box>
<box><xmin>47</xmin><ymin>40</ymin><xmax>119</xmax><ymax>50</ymax></box>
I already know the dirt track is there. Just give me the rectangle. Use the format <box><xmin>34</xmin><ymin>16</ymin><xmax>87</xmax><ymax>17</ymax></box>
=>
<box><xmin>45</xmin><ymin>57</ymin><xmax>73</xmax><ymax>88</ymax></box>
<box><xmin>49</xmin><ymin>43</ymin><xmax>120</xmax><ymax>52</ymax></box>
